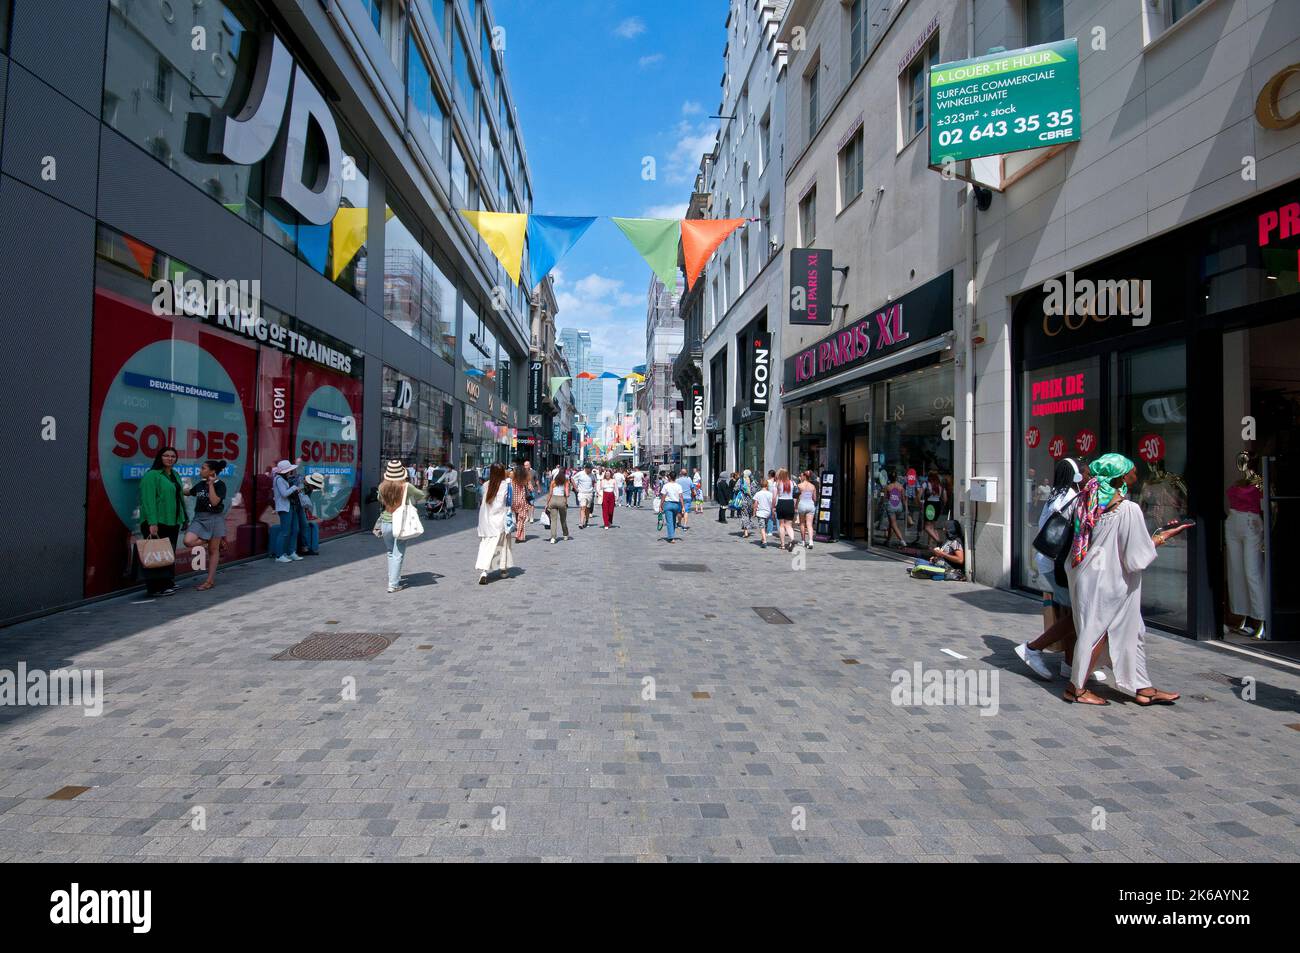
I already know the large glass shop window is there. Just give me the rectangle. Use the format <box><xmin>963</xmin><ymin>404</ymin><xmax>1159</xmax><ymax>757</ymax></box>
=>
<box><xmin>1018</xmin><ymin>356</ymin><xmax>1102</xmax><ymax>590</ymax></box>
<box><xmin>1120</xmin><ymin>343</ymin><xmax>1189</xmax><ymax>631</ymax></box>
<box><xmin>102</xmin><ymin>0</ymin><xmax>369</xmax><ymax>301</ymax></box>
<box><xmin>871</xmin><ymin>363</ymin><xmax>955</xmax><ymax>548</ymax></box>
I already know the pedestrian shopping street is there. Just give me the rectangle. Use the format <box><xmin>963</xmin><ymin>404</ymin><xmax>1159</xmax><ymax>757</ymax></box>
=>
<box><xmin>1</xmin><ymin>505</ymin><xmax>1297</xmax><ymax>863</ymax></box>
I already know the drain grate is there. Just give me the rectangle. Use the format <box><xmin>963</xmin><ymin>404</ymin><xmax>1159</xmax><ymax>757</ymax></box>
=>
<box><xmin>692</xmin><ymin>691</ymin><xmax>712</xmax><ymax>699</ymax></box>
<box><xmin>753</xmin><ymin>607</ymin><xmax>793</xmax><ymax>625</ymax></box>
<box><xmin>660</xmin><ymin>563</ymin><xmax>710</xmax><ymax>572</ymax></box>
<box><xmin>1195</xmin><ymin>672</ymin><xmax>1238</xmax><ymax>686</ymax></box>
<box><xmin>273</xmin><ymin>632</ymin><xmax>398</xmax><ymax>661</ymax></box>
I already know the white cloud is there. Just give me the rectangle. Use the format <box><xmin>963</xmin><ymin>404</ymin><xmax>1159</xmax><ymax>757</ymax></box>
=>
<box><xmin>681</xmin><ymin>100</ymin><xmax>703</xmax><ymax>116</ymax></box>
<box><xmin>665</xmin><ymin>119</ymin><xmax>717</xmax><ymax>184</ymax></box>
<box><xmin>555</xmin><ymin>272</ymin><xmax>648</xmax><ymax>374</ymax></box>
<box><xmin>638</xmin><ymin>53</ymin><xmax>664</xmax><ymax>68</ymax></box>
<box><xmin>643</xmin><ymin>202</ymin><xmax>688</xmax><ymax>220</ymax></box>
<box><xmin>614</xmin><ymin>17</ymin><xmax>646</xmax><ymax>39</ymax></box>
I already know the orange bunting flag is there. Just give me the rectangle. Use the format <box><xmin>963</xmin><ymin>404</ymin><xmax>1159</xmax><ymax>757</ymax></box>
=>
<box><xmin>681</xmin><ymin>218</ymin><xmax>747</xmax><ymax>290</ymax></box>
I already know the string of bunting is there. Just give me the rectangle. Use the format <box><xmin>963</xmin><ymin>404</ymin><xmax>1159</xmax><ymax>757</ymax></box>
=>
<box><xmin>458</xmin><ymin>212</ymin><xmax>754</xmax><ymax>293</ymax></box>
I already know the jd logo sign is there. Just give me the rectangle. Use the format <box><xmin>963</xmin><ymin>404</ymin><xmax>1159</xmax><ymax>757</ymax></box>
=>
<box><xmin>197</xmin><ymin>33</ymin><xmax>342</xmax><ymax>225</ymax></box>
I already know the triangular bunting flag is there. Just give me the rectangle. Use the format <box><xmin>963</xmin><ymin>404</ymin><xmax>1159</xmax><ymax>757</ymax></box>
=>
<box><xmin>549</xmin><ymin>376</ymin><xmax>571</xmax><ymax>397</ymax></box>
<box><xmin>460</xmin><ymin>210</ymin><xmax>527</xmax><ymax>285</ymax></box>
<box><xmin>329</xmin><ymin>207</ymin><xmax>369</xmax><ymax>280</ymax></box>
<box><xmin>576</xmin><ymin>371</ymin><xmax>598</xmax><ymax>380</ymax></box>
<box><xmin>611</xmin><ymin>217</ymin><xmax>681</xmax><ymax>292</ymax></box>
<box><xmin>298</xmin><ymin>222</ymin><xmax>329</xmax><ymax>275</ymax></box>
<box><xmin>598</xmin><ymin>371</ymin><xmax>621</xmax><ymax>379</ymax></box>
<box><xmin>123</xmin><ymin>236</ymin><xmax>156</xmax><ymax>279</ymax></box>
<box><xmin>681</xmin><ymin>218</ymin><xmax>747</xmax><ymax>290</ymax></box>
<box><xmin>527</xmin><ymin>215</ymin><xmax>596</xmax><ymax>288</ymax></box>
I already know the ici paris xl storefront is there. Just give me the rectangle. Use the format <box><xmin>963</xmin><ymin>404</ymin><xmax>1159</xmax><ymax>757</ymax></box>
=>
<box><xmin>1013</xmin><ymin>180</ymin><xmax>1300</xmax><ymax>657</ymax></box>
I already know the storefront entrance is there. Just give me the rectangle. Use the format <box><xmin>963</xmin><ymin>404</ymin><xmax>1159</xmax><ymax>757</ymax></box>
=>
<box><xmin>1222</xmin><ymin>316</ymin><xmax>1300</xmax><ymax>653</ymax></box>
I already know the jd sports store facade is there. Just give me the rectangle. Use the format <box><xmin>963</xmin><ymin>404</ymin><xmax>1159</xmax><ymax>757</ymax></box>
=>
<box><xmin>0</xmin><ymin>0</ymin><xmax>534</xmax><ymax>623</ymax></box>
<box><xmin>1012</xmin><ymin>180</ymin><xmax>1300</xmax><ymax>655</ymax></box>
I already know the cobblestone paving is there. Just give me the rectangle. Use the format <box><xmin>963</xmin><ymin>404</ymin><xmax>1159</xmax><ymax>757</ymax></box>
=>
<box><xmin>1</xmin><ymin>503</ymin><xmax>1298</xmax><ymax>862</ymax></box>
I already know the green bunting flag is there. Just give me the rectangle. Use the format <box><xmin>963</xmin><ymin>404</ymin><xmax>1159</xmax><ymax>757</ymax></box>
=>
<box><xmin>550</xmin><ymin>376</ymin><xmax>571</xmax><ymax>397</ymax></box>
<box><xmin>611</xmin><ymin>218</ymin><xmax>681</xmax><ymax>292</ymax></box>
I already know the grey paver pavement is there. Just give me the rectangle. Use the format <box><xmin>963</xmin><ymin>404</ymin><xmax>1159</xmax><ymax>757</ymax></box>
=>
<box><xmin>1</xmin><ymin>502</ymin><xmax>1298</xmax><ymax>862</ymax></box>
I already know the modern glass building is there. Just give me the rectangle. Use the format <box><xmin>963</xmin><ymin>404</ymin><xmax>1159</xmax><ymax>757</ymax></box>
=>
<box><xmin>0</xmin><ymin>0</ymin><xmax>536</xmax><ymax>621</ymax></box>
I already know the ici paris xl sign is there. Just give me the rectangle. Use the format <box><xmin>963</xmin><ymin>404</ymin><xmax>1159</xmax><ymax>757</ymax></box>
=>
<box><xmin>194</xmin><ymin>33</ymin><xmax>342</xmax><ymax>225</ymax></box>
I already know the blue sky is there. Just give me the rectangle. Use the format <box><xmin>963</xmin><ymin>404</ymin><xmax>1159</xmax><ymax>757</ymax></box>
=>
<box><xmin>494</xmin><ymin>0</ymin><xmax>728</xmax><ymax>399</ymax></box>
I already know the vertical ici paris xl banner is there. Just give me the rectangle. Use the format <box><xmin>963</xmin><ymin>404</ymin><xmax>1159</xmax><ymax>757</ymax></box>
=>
<box><xmin>85</xmin><ymin>289</ymin><xmax>361</xmax><ymax>597</ymax></box>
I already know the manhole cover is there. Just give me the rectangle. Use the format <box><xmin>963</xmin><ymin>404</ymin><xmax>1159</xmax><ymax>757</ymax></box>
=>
<box><xmin>753</xmin><ymin>607</ymin><xmax>792</xmax><ymax>624</ymax></box>
<box><xmin>660</xmin><ymin>563</ymin><xmax>710</xmax><ymax>572</ymax></box>
<box><xmin>1195</xmin><ymin>672</ymin><xmax>1237</xmax><ymax>686</ymax></box>
<box><xmin>273</xmin><ymin>632</ymin><xmax>398</xmax><ymax>661</ymax></box>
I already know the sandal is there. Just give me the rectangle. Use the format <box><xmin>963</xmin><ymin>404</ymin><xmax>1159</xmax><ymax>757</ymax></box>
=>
<box><xmin>1135</xmin><ymin>688</ymin><xmax>1178</xmax><ymax>705</ymax></box>
<box><xmin>195</xmin><ymin>581</ymin><xmax>214</xmax><ymax>591</ymax></box>
<box><xmin>1064</xmin><ymin>685</ymin><xmax>1109</xmax><ymax>706</ymax></box>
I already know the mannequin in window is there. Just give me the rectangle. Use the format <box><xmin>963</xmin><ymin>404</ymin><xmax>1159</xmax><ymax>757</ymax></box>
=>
<box><xmin>1225</xmin><ymin>451</ymin><xmax>1266</xmax><ymax>639</ymax></box>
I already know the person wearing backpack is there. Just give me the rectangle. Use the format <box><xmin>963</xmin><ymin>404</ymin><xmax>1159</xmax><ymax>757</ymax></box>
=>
<box><xmin>376</xmin><ymin>460</ymin><xmax>425</xmax><ymax>594</ymax></box>
<box><xmin>1015</xmin><ymin>457</ymin><xmax>1083</xmax><ymax>680</ymax></box>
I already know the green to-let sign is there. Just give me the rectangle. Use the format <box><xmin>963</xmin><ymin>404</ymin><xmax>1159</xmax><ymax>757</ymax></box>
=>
<box><xmin>929</xmin><ymin>38</ymin><xmax>1081</xmax><ymax>165</ymax></box>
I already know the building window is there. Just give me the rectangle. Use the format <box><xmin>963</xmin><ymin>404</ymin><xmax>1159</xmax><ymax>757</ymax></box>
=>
<box><xmin>738</xmin><ymin>86</ymin><xmax>748</xmax><ymax>136</ymax></box>
<box><xmin>839</xmin><ymin>126</ymin><xmax>864</xmax><ymax>210</ymax></box>
<box><xmin>722</xmin><ymin>255</ymin><xmax>732</xmax><ymax>311</ymax></box>
<box><xmin>901</xmin><ymin>34</ymin><xmax>940</xmax><ymax>147</ymax></box>
<box><xmin>1170</xmin><ymin>0</ymin><xmax>1208</xmax><ymax>25</ymax></box>
<box><xmin>453</xmin><ymin>23</ymin><xmax>478</xmax><ymax>120</ymax></box>
<box><xmin>758</xmin><ymin>196</ymin><xmax>771</xmax><ymax>261</ymax></box>
<box><xmin>805</xmin><ymin>59</ymin><xmax>820</xmax><ymax>143</ymax></box>
<box><xmin>362</xmin><ymin>0</ymin><xmax>382</xmax><ymax>33</ymax></box>
<box><xmin>450</xmin><ymin>137</ymin><xmax>469</xmax><ymax>203</ymax></box>
<box><xmin>799</xmin><ymin>187</ymin><xmax>816</xmax><ymax>246</ymax></box>
<box><xmin>1025</xmin><ymin>0</ymin><xmax>1064</xmax><ymax>46</ymax></box>
<box><xmin>384</xmin><ymin>200</ymin><xmax>424</xmax><ymax>344</ymax></box>
<box><xmin>153</xmin><ymin>56</ymin><xmax>172</xmax><ymax>110</ymax></box>
<box><xmin>739</xmin><ymin>162</ymin><xmax>749</xmax><ymax>208</ymax></box>
<box><xmin>407</xmin><ymin>33</ymin><xmax>446</xmax><ymax>155</ymax></box>
<box><xmin>849</xmin><ymin>0</ymin><xmax>868</xmax><ymax>74</ymax></box>
<box><xmin>758</xmin><ymin>110</ymin><xmax>770</xmax><ymax>175</ymax></box>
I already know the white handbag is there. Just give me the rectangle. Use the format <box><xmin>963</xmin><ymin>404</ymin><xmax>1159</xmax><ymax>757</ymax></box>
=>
<box><xmin>393</xmin><ymin>485</ymin><xmax>424</xmax><ymax>541</ymax></box>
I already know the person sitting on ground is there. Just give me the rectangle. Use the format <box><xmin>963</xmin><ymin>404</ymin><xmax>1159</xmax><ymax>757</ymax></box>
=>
<box><xmin>910</xmin><ymin>520</ymin><xmax>965</xmax><ymax>580</ymax></box>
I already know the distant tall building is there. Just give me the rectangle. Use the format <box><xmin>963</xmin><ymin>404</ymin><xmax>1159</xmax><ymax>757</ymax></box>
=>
<box><xmin>643</xmin><ymin>273</ymin><xmax>684</xmax><ymax>467</ymax></box>
<box><xmin>558</xmin><ymin>328</ymin><xmax>604</xmax><ymax>426</ymax></box>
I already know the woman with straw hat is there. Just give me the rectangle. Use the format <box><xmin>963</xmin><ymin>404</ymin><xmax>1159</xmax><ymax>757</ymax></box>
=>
<box><xmin>377</xmin><ymin>460</ymin><xmax>425</xmax><ymax>593</ymax></box>
<box><xmin>476</xmin><ymin>462</ymin><xmax>516</xmax><ymax>583</ymax></box>
<box><xmin>1063</xmin><ymin>453</ymin><xmax>1192</xmax><ymax>706</ymax></box>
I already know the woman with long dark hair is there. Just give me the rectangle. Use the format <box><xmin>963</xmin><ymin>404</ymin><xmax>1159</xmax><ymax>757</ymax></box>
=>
<box><xmin>377</xmin><ymin>460</ymin><xmax>425</xmax><ymax>593</ymax></box>
<box><xmin>510</xmin><ymin>463</ymin><xmax>531</xmax><ymax>542</ymax></box>
<box><xmin>183</xmin><ymin>459</ymin><xmax>228</xmax><ymax>591</ymax></box>
<box><xmin>476</xmin><ymin>463</ymin><xmax>515</xmax><ymax>583</ymax></box>
<box><xmin>774</xmin><ymin>468</ymin><xmax>796</xmax><ymax>551</ymax></box>
<box><xmin>138</xmin><ymin>446</ymin><xmax>186</xmax><ymax>596</ymax></box>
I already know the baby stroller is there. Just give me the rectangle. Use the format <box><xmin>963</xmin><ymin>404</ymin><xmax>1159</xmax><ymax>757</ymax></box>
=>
<box><xmin>424</xmin><ymin>468</ymin><xmax>457</xmax><ymax>520</ymax></box>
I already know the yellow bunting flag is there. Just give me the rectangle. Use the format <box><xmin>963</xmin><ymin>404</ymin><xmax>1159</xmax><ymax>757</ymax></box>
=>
<box><xmin>459</xmin><ymin>210</ymin><xmax>527</xmax><ymax>285</ymax></box>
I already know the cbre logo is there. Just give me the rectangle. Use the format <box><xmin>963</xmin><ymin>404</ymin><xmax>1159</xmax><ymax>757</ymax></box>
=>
<box><xmin>193</xmin><ymin>33</ymin><xmax>342</xmax><ymax>225</ymax></box>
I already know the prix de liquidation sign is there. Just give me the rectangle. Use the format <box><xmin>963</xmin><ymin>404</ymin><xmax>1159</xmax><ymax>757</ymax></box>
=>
<box><xmin>929</xmin><ymin>38</ymin><xmax>1081</xmax><ymax>166</ymax></box>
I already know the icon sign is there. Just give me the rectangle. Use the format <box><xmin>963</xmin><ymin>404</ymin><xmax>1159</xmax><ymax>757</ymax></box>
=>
<box><xmin>1137</xmin><ymin>433</ymin><xmax>1165</xmax><ymax>463</ymax></box>
<box><xmin>1047</xmin><ymin>435</ymin><xmax>1067</xmax><ymax>459</ymax></box>
<box><xmin>1025</xmin><ymin>426</ymin><xmax>1041</xmax><ymax>448</ymax></box>
<box><xmin>1075</xmin><ymin>429</ymin><xmax>1097</xmax><ymax>456</ymax></box>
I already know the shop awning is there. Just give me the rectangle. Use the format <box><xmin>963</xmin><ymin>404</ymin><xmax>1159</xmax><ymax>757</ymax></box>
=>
<box><xmin>782</xmin><ymin>333</ymin><xmax>954</xmax><ymax>407</ymax></box>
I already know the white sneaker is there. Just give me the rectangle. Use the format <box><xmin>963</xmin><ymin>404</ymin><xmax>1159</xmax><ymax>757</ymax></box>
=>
<box><xmin>1059</xmin><ymin>660</ymin><xmax>1107</xmax><ymax>682</ymax></box>
<box><xmin>276</xmin><ymin>555</ymin><xmax>293</xmax><ymax>564</ymax></box>
<box><xmin>1015</xmin><ymin>643</ymin><xmax>1053</xmax><ymax>680</ymax></box>
<box><xmin>290</xmin><ymin>553</ymin><xmax>304</xmax><ymax>561</ymax></box>
<box><xmin>551</xmin><ymin>538</ymin><xmax>557</xmax><ymax>544</ymax></box>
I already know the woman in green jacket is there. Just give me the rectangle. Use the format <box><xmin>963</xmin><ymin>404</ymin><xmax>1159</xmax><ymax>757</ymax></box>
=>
<box><xmin>138</xmin><ymin>446</ymin><xmax>186</xmax><ymax>595</ymax></box>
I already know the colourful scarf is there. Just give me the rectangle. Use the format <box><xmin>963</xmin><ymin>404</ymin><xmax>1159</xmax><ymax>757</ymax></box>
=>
<box><xmin>1070</xmin><ymin>453</ymin><xmax>1135</xmax><ymax>567</ymax></box>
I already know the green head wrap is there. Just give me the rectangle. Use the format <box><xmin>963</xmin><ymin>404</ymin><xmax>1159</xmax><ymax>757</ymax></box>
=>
<box><xmin>1089</xmin><ymin>453</ymin><xmax>1135</xmax><ymax>508</ymax></box>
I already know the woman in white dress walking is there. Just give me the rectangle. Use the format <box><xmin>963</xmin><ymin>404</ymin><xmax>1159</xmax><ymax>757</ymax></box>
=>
<box><xmin>1064</xmin><ymin>453</ymin><xmax>1191</xmax><ymax>706</ymax></box>
<box><xmin>476</xmin><ymin>463</ymin><xmax>516</xmax><ymax>584</ymax></box>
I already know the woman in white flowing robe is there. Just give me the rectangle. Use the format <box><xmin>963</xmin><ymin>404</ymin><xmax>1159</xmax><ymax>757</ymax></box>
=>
<box><xmin>476</xmin><ymin>463</ymin><xmax>515</xmax><ymax>583</ymax></box>
<box><xmin>1064</xmin><ymin>454</ymin><xmax>1191</xmax><ymax>706</ymax></box>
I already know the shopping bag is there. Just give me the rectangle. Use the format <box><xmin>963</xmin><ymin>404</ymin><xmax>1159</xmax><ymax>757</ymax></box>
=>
<box><xmin>540</xmin><ymin>510</ymin><xmax>551</xmax><ymax>529</ymax></box>
<box><xmin>135</xmin><ymin>536</ymin><xmax>175</xmax><ymax>569</ymax></box>
<box><xmin>393</xmin><ymin>486</ymin><xmax>424</xmax><ymax>541</ymax></box>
